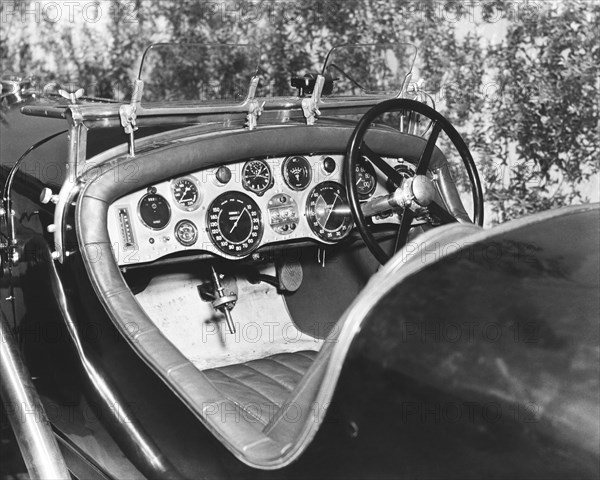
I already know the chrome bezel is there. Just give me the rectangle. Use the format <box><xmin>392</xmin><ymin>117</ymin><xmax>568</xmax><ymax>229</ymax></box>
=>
<box><xmin>282</xmin><ymin>155</ymin><xmax>313</xmax><ymax>191</ymax></box>
<box><xmin>241</xmin><ymin>159</ymin><xmax>273</xmax><ymax>195</ymax></box>
<box><xmin>170</xmin><ymin>175</ymin><xmax>202</xmax><ymax>212</ymax></box>
<box><xmin>137</xmin><ymin>192</ymin><xmax>172</xmax><ymax>231</ymax></box>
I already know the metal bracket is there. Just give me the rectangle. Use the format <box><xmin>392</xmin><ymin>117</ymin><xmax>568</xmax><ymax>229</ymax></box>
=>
<box><xmin>301</xmin><ymin>74</ymin><xmax>324</xmax><ymax>125</ymax></box>
<box><xmin>119</xmin><ymin>79</ymin><xmax>144</xmax><ymax>156</ymax></box>
<box><xmin>245</xmin><ymin>99</ymin><xmax>265</xmax><ymax>130</ymax></box>
<box><xmin>52</xmin><ymin>110</ymin><xmax>87</xmax><ymax>263</ymax></box>
<box><xmin>1</xmin><ymin>77</ymin><xmax>35</xmax><ymax>107</ymax></box>
<box><xmin>244</xmin><ymin>76</ymin><xmax>264</xmax><ymax>130</ymax></box>
<box><xmin>0</xmin><ymin>206</ymin><xmax>19</xmax><ymax>271</ymax></box>
<box><xmin>58</xmin><ymin>86</ymin><xmax>84</xmax><ymax>104</ymax></box>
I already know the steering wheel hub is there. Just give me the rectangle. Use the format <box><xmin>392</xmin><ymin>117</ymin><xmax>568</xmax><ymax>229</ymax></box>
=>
<box><xmin>411</xmin><ymin>175</ymin><xmax>436</xmax><ymax>207</ymax></box>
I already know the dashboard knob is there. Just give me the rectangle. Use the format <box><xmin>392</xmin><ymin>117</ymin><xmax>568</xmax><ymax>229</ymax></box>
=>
<box><xmin>40</xmin><ymin>187</ymin><xmax>59</xmax><ymax>205</ymax></box>
<box><xmin>322</xmin><ymin>157</ymin><xmax>336</xmax><ymax>173</ymax></box>
<box><xmin>215</xmin><ymin>166</ymin><xmax>232</xmax><ymax>184</ymax></box>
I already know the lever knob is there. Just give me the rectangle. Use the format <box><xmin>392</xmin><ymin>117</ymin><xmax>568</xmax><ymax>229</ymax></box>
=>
<box><xmin>40</xmin><ymin>188</ymin><xmax>59</xmax><ymax>205</ymax></box>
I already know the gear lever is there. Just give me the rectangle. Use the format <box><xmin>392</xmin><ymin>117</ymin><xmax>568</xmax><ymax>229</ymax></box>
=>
<box><xmin>209</xmin><ymin>266</ymin><xmax>237</xmax><ymax>334</ymax></box>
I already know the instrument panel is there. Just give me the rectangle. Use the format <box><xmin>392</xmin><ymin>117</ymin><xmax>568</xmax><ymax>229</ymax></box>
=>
<box><xmin>108</xmin><ymin>153</ymin><xmax>414</xmax><ymax>266</ymax></box>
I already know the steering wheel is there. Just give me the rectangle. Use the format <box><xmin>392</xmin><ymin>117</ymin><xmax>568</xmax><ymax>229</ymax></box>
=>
<box><xmin>344</xmin><ymin>98</ymin><xmax>484</xmax><ymax>264</ymax></box>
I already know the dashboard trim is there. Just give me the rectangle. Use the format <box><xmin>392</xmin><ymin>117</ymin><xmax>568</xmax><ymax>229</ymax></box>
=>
<box><xmin>84</xmin><ymin>124</ymin><xmax>458</xmax><ymax>267</ymax></box>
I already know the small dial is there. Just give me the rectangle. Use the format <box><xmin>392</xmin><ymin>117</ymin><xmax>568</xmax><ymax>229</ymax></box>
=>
<box><xmin>283</xmin><ymin>156</ymin><xmax>312</xmax><ymax>191</ymax></box>
<box><xmin>207</xmin><ymin>192</ymin><xmax>263</xmax><ymax>257</ymax></box>
<box><xmin>175</xmin><ymin>220</ymin><xmax>198</xmax><ymax>246</ymax></box>
<box><xmin>242</xmin><ymin>159</ymin><xmax>272</xmax><ymax>195</ymax></box>
<box><xmin>171</xmin><ymin>177</ymin><xmax>201</xmax><ymax>211</ymax></box>
<box><xmin>138</xmin><ymin>193</ymin><xmax>171</xmax><ymax>230</ymax></box>
<box><xmin>306</xmin><ymin>182</ymin><xmax>353</xmax><ymax>242</ymax></box>
<box><xmin>355</xmin><ymin>157</ymin><xmax>377</xmax><ymax>199</ymax></box>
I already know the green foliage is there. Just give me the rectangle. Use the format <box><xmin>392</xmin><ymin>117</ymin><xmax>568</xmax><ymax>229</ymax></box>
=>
<box><xmin>1</xmin><ymin>0</ymin><xmax>597</xmax><ymax>223</ymax></box>
<box><xmin>480</xmin><ymin>0</ymin><xmax>599</xmax><ymax>221</ymax></box>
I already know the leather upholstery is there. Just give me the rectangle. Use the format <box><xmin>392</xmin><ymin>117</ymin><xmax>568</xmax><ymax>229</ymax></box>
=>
<box><xmin>74</xmin><ymin>123</ymin><xmax>470</xmax><ymax>467</ymax></box>
<box><xmin>202</xmin><ymin>351</ymin><xmax>317</xmax><ymax>426</ymax></box>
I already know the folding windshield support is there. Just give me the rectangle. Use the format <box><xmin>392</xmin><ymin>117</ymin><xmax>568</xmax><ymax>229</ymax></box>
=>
<box><xmin>301</xmin><ymin>75</ymin><xmax>325</xmax><ymax>125</ymax></box>
<box><xmin>119</xmin><ymin>79</ymin><xmax>144</xmax><ymax>157</ymax></box>
<box><xmin>244</xmin><ymin>76</ymin><xmax>265</xmax><ymax>131</ymax></box>
<box><xmin>50</xmin><ymin>109</ymin><xmax>87</xmax><ymax>262</ymax></box>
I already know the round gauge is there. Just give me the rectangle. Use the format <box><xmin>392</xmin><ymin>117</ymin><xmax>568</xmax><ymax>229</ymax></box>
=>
<box><xmin>306</xmin><ymin>182</ymin><xmax>353</xmax><ymax>242</ymax></box>
<box><xmin>386</xmin><ymin>164</ymin><xmax>415</xmax><ymax>191</ymax></box>
<box><xmin>138</xmin><ymin>193</ymin><xmax>171</xmax><ymax>230</ymax></box>
<box><xmin>355</xmin><ymin>157</ymin><xmax>377</xmax><ymax>199</ymax></box>
<box><xmin>242</xmin><ymin>159</ymin><xmax>272</xmax><ymax>195</ymax></box>
<box><xmin>283</xmin><ymin>156</ymin><xmax>312</xmax><ymax>191</ymax></box>
<box><xmin>171</xmin><ymin>177</ymin><xmax>201</xmax><ymax>211</ymax></box>
<box><xmin>175</xmin><ymin>220</ymin><xmax>198</xmax><ymax>246</ymax></box>
<box><xmin>207</xmin><ymin>191</ymin><xmax>263</xmax><ymax>257</ymax></box>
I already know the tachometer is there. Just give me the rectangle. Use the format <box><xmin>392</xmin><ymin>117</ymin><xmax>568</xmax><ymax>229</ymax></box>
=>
<box><xmin>138</xmin><ymin>193</ymin><xmax>171</xmax><ymax>230</ymax></box>
<box><xmin>207</xmin><ymin>192</ymin><xmax>263</xmax><ymax>257</ymax></box>
<box><xmin>282</xmin><ymin>156</ymin><xmax>312</xmax><ymax>191</ymax></box>
<box><xmin>242</xmin><ymin>159</ymin><xmax>272</xmax><ymax>195</ymax></box>
<box><xmin>306</xmin><ymin>182</ymin><xmax>353</xmax><ymax>242</ymax></box>
<box><xmin>171</xmin><ymin>176</ymin><xmax>201</xmax><ymax>211</ymax></box>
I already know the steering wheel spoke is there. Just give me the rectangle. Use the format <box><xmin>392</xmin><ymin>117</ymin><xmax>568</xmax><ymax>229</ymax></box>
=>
<box><xmin>393</xmin><ymin>208</ymin><xmax>414</xmax><ymax>254</ymax></box>
<box><xmin>361</xmin><ymin>143</ymin><xmax>406</xmax><ymax>188</ymax></box>
<box><xmin>415</xmin><ymin>120</ymin><xmax>442</xmax><ymax>175</ymax></box>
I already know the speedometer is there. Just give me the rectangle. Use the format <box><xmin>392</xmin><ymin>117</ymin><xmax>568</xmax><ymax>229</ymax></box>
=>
<box><xmin>207</xmin><ymin>192</ymin><xmax>263</xmax><ymax>257</ymax></box>
<box><xmin>171</xmin><ymin>176</ymin><xmax>201</xmax><ymax>211</ymax></box>
<box><xmin>306</xmin><ymin>182</ymin><xmax>353</xmax><ymax>242</ymax></box>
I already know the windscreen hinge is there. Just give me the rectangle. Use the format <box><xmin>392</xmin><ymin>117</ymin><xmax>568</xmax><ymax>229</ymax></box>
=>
<box><xmin>245</xmin><ymin>99</ymin><xmax>265</xmax><ymax>131</ymax></box>
<box><xmin>244</xmin><ymin>76</ymin><xmax>264</xmax><ymax>131</ymax></box>
<box><xmin>301</xmin><ymin>74</ymin><xmax>325</xmax><ymax>125</ymax></box>
<box><xmin>119</xmin><ymin>79</ymin><xmax>144</xmax><ymax>156</ymax></box>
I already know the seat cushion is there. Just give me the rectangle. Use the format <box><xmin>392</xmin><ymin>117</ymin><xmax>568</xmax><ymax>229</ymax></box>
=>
<box><xmin>202</xmin><ymin>351</ymin><xmax>317</xmax><ymax>426</ymax></box>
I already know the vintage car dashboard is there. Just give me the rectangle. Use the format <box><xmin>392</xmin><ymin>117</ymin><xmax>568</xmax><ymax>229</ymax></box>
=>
<box><xmin>107</xmin><ymin>153</ymin><xmax>416</xmax><ymax>266</ymax></box>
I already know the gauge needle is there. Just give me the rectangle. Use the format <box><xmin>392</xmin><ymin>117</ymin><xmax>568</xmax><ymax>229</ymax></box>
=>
<box><xmin>180</xmin><ymin>186</ymin><xmax>193</xmax><ymax>201</ymax></box>
<box><xmin>229</xmin><ymin>208</ymin><xmax>248</xmax><ymax>233</ymax></box>
<box><xmin>323</xmin><ymin>194</ymin><xmax>339</xmax><ymax>227</ymax></box>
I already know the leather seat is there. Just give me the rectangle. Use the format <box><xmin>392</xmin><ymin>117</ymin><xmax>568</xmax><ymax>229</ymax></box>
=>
<box><xmin>197</xmin><ymin>224</ymin><xmax>487</xmax><ymax>457</ymax></box>
<box><xmin>202</xmin><ymin>351</ymin><xmax>318</xmax><ymax>426</ymax></box>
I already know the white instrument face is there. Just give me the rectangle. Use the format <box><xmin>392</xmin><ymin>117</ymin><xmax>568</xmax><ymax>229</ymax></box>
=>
<box><xmin>107</xmin><ymin>153</ymin><xmax>412</xmax><ymax>265</ymax></box>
